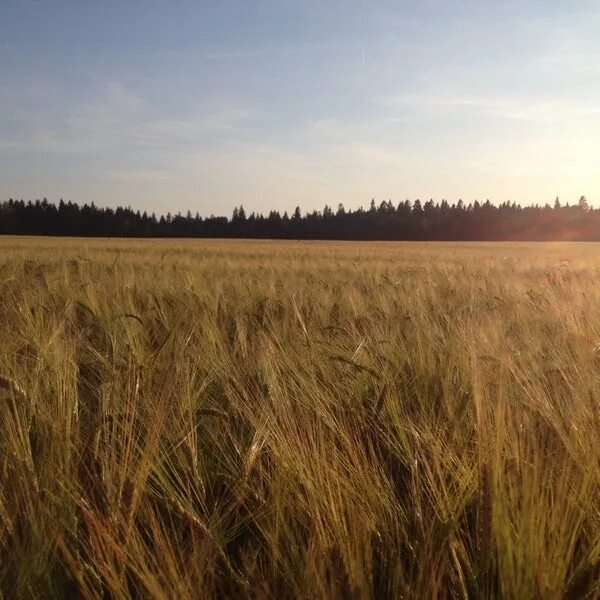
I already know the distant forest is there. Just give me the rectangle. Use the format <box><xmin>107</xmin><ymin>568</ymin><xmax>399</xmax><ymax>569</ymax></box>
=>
<box><xmin>1</xmin><ymin>196</ymin><xmax>598</xmax><ymax>240</ymax></box>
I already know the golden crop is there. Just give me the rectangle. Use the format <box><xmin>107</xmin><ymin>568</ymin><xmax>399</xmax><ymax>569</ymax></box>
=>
<box><xmin>0</xmin><ymin>237</ymin><xmax>599</xmax><ymax>599</ymax></box>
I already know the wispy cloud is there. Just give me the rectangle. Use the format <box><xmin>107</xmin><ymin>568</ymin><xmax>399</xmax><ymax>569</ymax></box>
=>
<box><xmin>384</xmin><ymin>93</ymin><xmax>600</xmax><ymax>123</ymax></box>
<box><xmin>105</xmin><ymin>169</ymin><xmax>172</xmax><ymax>182</ymax></box>
<box><xmin>0</xmin><ymin>81</ymin><xmax>256</xmax><ymax>156</ymax></box>
<box><xmin>536</xmin><ymin>52</ymin><xmax>600</xmax><ymax>75</ymax></box>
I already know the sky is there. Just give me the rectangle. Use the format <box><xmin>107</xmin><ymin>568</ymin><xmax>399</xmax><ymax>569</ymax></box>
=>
<box><xmin>1</xmin><ymin>1</ymin><xmax>599</xmax><ymax>217</ymax></box>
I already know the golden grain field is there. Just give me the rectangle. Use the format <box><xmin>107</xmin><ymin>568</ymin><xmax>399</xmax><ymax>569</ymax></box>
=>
<box><xmin>0</xmin><ymin>237</ymin><xmax>599</xmax><ymax>599</ymax></box>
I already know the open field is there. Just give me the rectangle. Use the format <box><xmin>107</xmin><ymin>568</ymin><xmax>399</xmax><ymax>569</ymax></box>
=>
<box><xmin>1</xmin><ymin>237</ymin><xmax>599</xmax><ymax>599</ymax></box>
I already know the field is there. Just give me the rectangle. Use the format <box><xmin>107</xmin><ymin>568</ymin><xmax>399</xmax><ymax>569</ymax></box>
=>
<box><xmin>0</xmin><ymin>237</ymin><xmax>599</xmax><ymax>599</ymax></box>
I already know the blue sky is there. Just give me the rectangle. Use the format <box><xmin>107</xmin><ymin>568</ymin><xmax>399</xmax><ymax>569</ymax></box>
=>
<box><xmin>1</xmin><ymin>1</ymin><xmax>599</xmax><ymax>216</ymax></box>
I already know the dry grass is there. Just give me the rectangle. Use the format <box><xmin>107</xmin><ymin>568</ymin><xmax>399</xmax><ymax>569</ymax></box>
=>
<box><xmin>0</xmin><ymin>237</ymin><xmax>599</xmax><ymax>599</ymax></box>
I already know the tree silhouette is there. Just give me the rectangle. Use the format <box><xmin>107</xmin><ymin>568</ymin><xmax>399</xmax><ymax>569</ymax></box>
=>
<box><xmin>0</xmin><ymin>196</ymin><xmax>598</xmax><ymax>241</ymax></box>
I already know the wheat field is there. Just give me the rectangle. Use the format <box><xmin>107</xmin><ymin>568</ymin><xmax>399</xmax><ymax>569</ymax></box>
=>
<box><xmin>0</xmin><ymin>237</ymin><xmax>599</xmax><ymax>599</ymax></box>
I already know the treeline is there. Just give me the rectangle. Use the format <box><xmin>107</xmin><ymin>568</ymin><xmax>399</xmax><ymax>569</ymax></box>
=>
<box><xmin>0</xmin><ymin>196</ymin><xmax>598</xmax><ymax>240</ymax></box>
